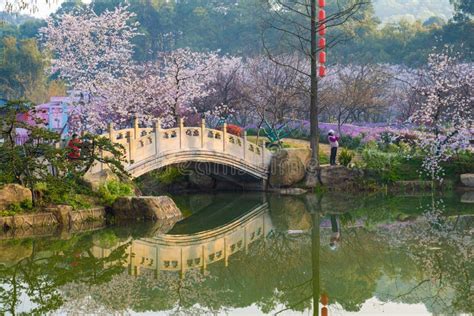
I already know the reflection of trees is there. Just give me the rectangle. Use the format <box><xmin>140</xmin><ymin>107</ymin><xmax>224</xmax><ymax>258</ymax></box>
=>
<box><xmin>378</xmin><ymin>198</ymin><xmax>473</xmax><ymax>315</ymax></box>
<box><xmin>1</xmin><ymin>194</ymin><xmax>471</xmax><ymax>315</ymax></box>
<box><xmin>0</xmin><ymin>233</ymin><xmax>128</xmax><ymax>315</ymax></box>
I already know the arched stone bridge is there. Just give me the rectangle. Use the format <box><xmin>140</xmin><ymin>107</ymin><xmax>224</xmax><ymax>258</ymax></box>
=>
<box><xmin>90</xmin><ymin>118</ymin><xmax>272</xmax><ymax>180</ymax></box>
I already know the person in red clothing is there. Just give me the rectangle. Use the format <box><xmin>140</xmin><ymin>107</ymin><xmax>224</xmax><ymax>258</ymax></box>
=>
<box><xmin>327</xmin><ymin>129</ymin><xmax>339</xmax><ymax>165</ymax></box>
<box><xmin>67</xmin><ymin>134</ymin><xmax>82</xmax><ymax>160</ymax></box>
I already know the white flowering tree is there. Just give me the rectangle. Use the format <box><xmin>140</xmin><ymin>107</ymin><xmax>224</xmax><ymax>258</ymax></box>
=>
<box><xmin>40</xmin><ymin>6</ymin><xmax>139</xmax><ymax>92</ymax></box>
<box><xmin>196</xmin><ymin>56</ymin><xmax>243</xmax><ymax>127</ymax></box>
<box><xmin>39</xmin><ymin>6</ymin><xmax>141</xmax><ymax>131</ymax></box>
<box><xmin>86</xmin><ymin>66</ymin><xmax>169</xmax><ymax>131</ymax></box>
<box><xmin>409</xmin><ymin>48</ymin><xmax>473</xmax><ymax>181</ymax></box>
<box><xmin>158</xmin><ymin>48</ymin><xmax>221</xmax><ymax>126</ymax></box>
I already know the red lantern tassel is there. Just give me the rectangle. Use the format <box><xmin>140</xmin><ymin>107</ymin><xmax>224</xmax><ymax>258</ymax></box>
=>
<box><xmin>319</xmin><ymin>65</ymin><xmax>326</xmax><ymax>77</ymax></box>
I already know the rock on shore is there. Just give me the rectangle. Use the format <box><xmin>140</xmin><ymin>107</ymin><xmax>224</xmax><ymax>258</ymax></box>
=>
<box><xmin>269</xmin><ymin>148</ymin><xmax>311</xmax><ymax>188</ymax></box>
<box><xmin>460</xmin><ymin>174</ymin><xmax>474</xmax><ymax>188</ymax></box>
<box><xmin>0</xmin><ymin>184</ymin><xmax>32</xmax><ymax>210</ymax></box>
<box><xmin>320</xmin><ymin>165</ymin><xmax>363</xmax><ymax>190</ymax></box>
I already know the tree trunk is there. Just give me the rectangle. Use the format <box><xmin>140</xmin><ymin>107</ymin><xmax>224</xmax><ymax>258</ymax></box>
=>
<box><xmin>306</xmin><ymin>0</ymin><xmax>321</xmax><ymax>187</ymax></box>
<box><xmin>337</xmin><ymin>114</ymin><xmax>342</xmax><ymax>136</ymax></box>
<box><xmin>310</xmin><ymin>0</ymin><xmax>320</xmax><ymax>166</ymax></box>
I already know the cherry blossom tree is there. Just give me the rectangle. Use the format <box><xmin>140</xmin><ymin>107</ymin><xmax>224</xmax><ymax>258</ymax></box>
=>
<box><xmin>39</xmin><ymin>5</ymin><xmax>141</xmax><ymax>132</ymax></box>
<box><xmin>195</xmin><ymin>56</ymin><xmax>243</xmax><ymax>127</ymax></box>
<box><xmin>85</xmin><ymin>66</ymin><xmax>169</xmax><ymax>132</ymax></box>
<box><xmin>157</xmin><ymin>48</ymin><xmax>221</xmax><ymax>126</ymax></box>
<box><xmin>321</xmin><ymin>64</ymin><xmax>391</xmax><ymax>135</ymax></box>
<box><xmin>240</xmin><ymin>55</ymin><xmax>308</xmax><ymax>132</ymax></box>
<box><xmin>40</xmin><ymin>6</ymin><xmax>139</xmax><ymax>93</ymax></box>
<box><xmin>409</xmin><ymin>48</ymin><xmax>473</xmax><ymax>181</ymax></box>
<box><xmin>89</xmin><ymin>50</ymin><xmax>230</xmax><ymax>130</ymax></box>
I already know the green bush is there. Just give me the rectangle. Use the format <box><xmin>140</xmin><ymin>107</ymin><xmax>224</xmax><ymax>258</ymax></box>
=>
<box><xmin>442</xmin><ymin>151</ymin><xmax>474</xmax><ymax>181</ymax></box>
<box><xmin>361</xmin><ymin>148</ymin><xmax>404</xmax><ymax>183</ymax></box>
<box><xmin>340</xmin><ymin>135</ymin><xmax>364</xmax><ymax>150</ymax></box>
<box><xmin>97</xmin><ymin>180</ymin><xmax>134</xmax><ymax>206</ymax></box>
<box><xmin>319</xmin><ymin>150</ymin><xmax>330</xmax><ymax>165</ymax></box>
<box><xmin>0</xmin><ymin>210</ymin><xmax>16</xmax><ymax>216</ymax></box>
<box><xmin>339</xmin><ymin>148</ymin><xmax>355</xmax><ymax>166</ymax></box>
<box><xmin>155</xmin><ymin>166</ymin><xmax>185</xmax><ymax>184</ymax></box>
<box><xmin>36</xmin><ymin>177</ymin><xmax>94</xmax><ymax>209</ymax></box>
<box><xmin>1</xmin><ymin>199</ymin><xmax>33</xmax><ymax>215</ymax></box>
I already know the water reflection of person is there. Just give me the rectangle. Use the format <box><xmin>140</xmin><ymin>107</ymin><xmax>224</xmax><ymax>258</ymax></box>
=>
<box><xmin>329</xmin><ymin>215</ymin><xmax>341</xmax><ymax>251</ymax></box>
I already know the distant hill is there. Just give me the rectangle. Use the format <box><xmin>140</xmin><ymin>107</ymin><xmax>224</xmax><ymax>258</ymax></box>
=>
<box><xmin>373</xmin><ymin>0</ymin><xmax>454</xmax><ymax>23</ymax></box>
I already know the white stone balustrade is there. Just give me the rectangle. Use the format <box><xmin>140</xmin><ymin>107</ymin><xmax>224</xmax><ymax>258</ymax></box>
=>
<box><xmin>90</xmin><ymin>118</ymin><xmax>272</xmax><ymax>180</ymax></box>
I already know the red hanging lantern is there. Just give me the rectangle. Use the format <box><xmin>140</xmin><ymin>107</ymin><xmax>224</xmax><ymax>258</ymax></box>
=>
<box><xmin>318</xmin><ymin>9</ymin><xmax>326</xmax><ymax>21</ymax></box>
<box><xmin>320</xmin><ymin>294</ymin><xmax>329</xmax><ymax>305</ymax></box>
<box><xmin>321</xmin><ymin>307</ymin><xmax>328</xmax><ymax>316</ymax></box>
<box><xmin>319</xmin><ymin>51</ymin><xmax>327</xmax><ymax>64</ymax></box>
<box><xmin>318</xmin><ymin>23</ymin><xmax>326</xmax><ymax>36</ymax></box>
<box><xmin>319</xmin><ymin>65</ymin><xmax>326</xmax><ymax>77</ymax></box>
<box><xmin>318</xmin><ymin>37</ymin><xmax>326</xmax><ymax>49</ymax></box>
<box><xmin>319</xmin><ymin>0</ymin><xmax>326</xmax><ymax>7</ymax></box>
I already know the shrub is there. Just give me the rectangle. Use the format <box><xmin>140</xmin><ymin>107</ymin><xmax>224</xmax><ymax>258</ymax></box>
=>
<box><xmin>155</xmin><ymin>166</ymin><xmax>185</xmax><ymax>184</ymax></box>
<box><xmin>340</xmin><ymin>134</ymin><xmax>363</xmax><ymax>150</ymax></box>
<box><xmin>319</xmin><ymin>150</ymin><xmax>330</xmax><ymax>165</ymax></box>
<box><xmin>0</xmin><ymin>210</ymin><xmax>16</xmax><ymax>216</ymax></box>
<box><xmin>361</xmin><ymin>148</ymin><xmax>403</xmax><ymax>183</ymax></box>
<box><xmin>245</xmin><ymin>128</ymin><xmax>259</xmax><ymax>136</ymax></box>
<box><xmin>97</xmin><ymin>180</ymin><xmax>134</xmax><ymax>206</ymax></box>
<box><xmin>442</xmin><ymin>151</ymin><xmax>474</xmax><ymax>181</ymax></box>
<box><xmin>226</xmin><ymin>124</ymin><xmax>243</xmax><ymax>136</ymax></box>
<box><xmin>339</xmin><ymin>148</ymin><xmax>355</xmax><ymax>166</ymax></box>
<box><xmin>218</xmin><ymin>124</ymin><xmax>243</xmax><ymax>136</ymax></box>
<box><xmin>34</xmin><ymin>177</ymin><xmax>94</xmax><ymax>209</ymax></box>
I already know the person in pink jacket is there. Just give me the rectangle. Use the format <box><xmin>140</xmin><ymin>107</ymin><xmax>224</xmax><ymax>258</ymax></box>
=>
<box><xmin>328</xmin><ymin>130</ymin><xmax>339</xmax><ymax>165</ymax></box>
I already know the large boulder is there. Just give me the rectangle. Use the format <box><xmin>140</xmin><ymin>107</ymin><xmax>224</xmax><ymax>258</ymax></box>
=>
<box><xmin>0</xmin><ymin>184</ymin><xmax>32</xmax><ymax>210</ymax></box>
<box><xmin>460</xmin><ymin>174</ymin><xmax>474</xmax><ymax>187</ymax></box>
<box><xmin>320</xmin><ymin>165</ymin><xmax>362</xmax><ymax>190</ymax></box>
<box><xmin>269</xmin><ymin>148</ymin><xmax>311</xmax><ymax>188</ymax></box>
<box><xmin>111</xmin><ymin>196</ymin><xmax>183</xmax><ymax>222</ymax></box>
<box><xmin>83</xmin><ymin>169</ymin><xmax>119</xmax><ymax>191</ymax></box>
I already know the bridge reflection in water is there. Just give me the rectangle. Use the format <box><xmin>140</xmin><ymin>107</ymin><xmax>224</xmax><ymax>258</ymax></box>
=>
<box><xmin>91</xmin><ymin>203</ymin><xmax>273</xmax><ymax>277</ymax></box>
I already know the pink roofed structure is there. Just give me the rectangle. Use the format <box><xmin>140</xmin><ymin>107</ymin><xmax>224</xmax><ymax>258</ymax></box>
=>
<box><xmin>15</xmin><ymin>96</ymin><xmax>74</xmax><ymax>144</ymax></box>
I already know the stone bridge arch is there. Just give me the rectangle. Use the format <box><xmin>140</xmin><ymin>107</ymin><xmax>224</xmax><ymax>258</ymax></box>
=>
<box><xmin>89</xmin><ymin>118</ymin><xmax>272</xmax><ymax>183</ymax></box>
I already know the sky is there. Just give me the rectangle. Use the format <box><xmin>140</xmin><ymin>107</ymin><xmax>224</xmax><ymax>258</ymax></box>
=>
<box><xmin>1</xmin><ymin>0</ymin><xmax>453</xmax><ymax>22</ymax></box>
<box><xmin>0</xmin><ymin>0</ymin><xmax>90</xmax><ymax>18</ymax></box>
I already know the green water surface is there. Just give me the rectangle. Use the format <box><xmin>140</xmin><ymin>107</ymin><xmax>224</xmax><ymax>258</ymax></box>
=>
<box><xmin>0</xmin><ymin>192</ymin><xmax>472</xmax><ymax>315</ymax></box>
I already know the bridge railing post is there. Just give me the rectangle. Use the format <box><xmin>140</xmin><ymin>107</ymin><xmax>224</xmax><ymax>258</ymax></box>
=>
<box><xmin>108</xmin><ymin>122</ymin><xmax>114</xmax><ymax>141</ymax></box>
<box><xmin>223</xmin><ymin>122</ymin><xmax>227</xmax><ymax>152</ymax></box>
<box><xmin>127</xmin><ymin>131</ymin><xmax>135</xmax><ymax>164</ymax></box>
<box><xmin>179</xmin><ymin>118</ymin><xmax>184</xmax><ymax>149</ymax></box>
<box><xmin>243</xmin><ymin>130</ymin><xmax>247</xmax><ymax>161</ymax></box>
<box><xmin>133</xmin><ymin>116</ymin><xmax>139</xmax><ymax>139</ymax></box>
<box><xmin>153</xmin><ymin>118</ymin><xmax>161</xmax><ymax>156</ymax></box>
<box><xmin>201</xmin><ymin>119</ymin><xmax>205</xmax><ymax>148</ymax></box>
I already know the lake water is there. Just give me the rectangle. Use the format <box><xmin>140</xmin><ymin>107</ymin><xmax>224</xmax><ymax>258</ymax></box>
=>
<box><xmin>1</xmin><ymin>192</ymin><xmax>472</xmax><ymax>315</ymax></box>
